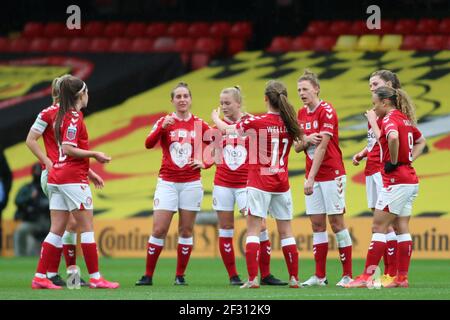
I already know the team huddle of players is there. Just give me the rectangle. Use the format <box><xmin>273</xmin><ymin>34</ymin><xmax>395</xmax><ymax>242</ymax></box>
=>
<box><xmin>26</xmin><ymin>69</ymin><xmax>425</xmax><ymax>290</ymax></box>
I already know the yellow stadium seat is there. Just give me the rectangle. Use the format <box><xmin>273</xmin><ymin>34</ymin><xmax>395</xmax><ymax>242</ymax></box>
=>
<box><xmin>379</xmin><ymin>34</ymin><xmax>403</xmax><ymax>51</ymax></box>
<box><xmin>357</xmin><ymin>35</ymin><xmax>381</xmax><ymax>51</ymax></box>
<box><xmin>333</xmin><ymin>35</ymin><xmax>358</xmax><ymax>51</ymax></box>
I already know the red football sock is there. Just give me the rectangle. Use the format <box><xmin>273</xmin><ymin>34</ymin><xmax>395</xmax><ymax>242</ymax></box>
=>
<box><xmin>313</xmin><ymin>232</ymin><xmax>328</xmax><ymax>278</ymax></box>
<box><xmin>259</xmin><ymin>239</ymin><xmax>271</xmax><ymax>279</ymax></box>
<box><xmin>80</xmin><ymin>232</ymin><xmax>99</xmax><ymax>276</ymax></box>
<box><xmin>245</xmin><ymin>236</ymin><xmax>260</xmax><ymax>280</ymax></box>
<box><xmin>35</xmin><ymin>233</ymin><xmax>62</xmax><ymax>276</ymax></box>
<box><xmin>47</xmin><ymin>247</ymin><xmax>63</xmax><ymax>274</ymax></box>
<box><xmin>338</xmin><ymin>246</ymin><xmax>353</xmax><ymax>278</ymax></box>
<box><xmin>176</xmin><ymin>237</ymin><xmax>193</xmax><ymax>277</ymax></box>
<box><xmin>384</xmin><ymin>232</ymin><xmax>398</xmax><ymax>276</ymax></box>
<box><xmin>63</xmin><ymin>244</ymin><xmax>77</xmax><ymax>267</ymax></box>
<box><xmin>219</xmin><ymin>229</ymin><xmax>238</xmax><ymax>278</ymax></box>
<box><xmin>364</xmin><ymin>233</ymin><xmax>386</xmax><ymax>275</ymax></box>
<box><xmin>281</xmin><ymin>238</ymin><xmax>298</xmax><ymax>280</ymax></box>
<box><xmin>397</xmin><ymin>234</ymin><xmax>413</xmax><ymax>277</ymax></box>
<box><xmin>145</xmin><ymin>238</ymin><xmax>163</xmax><ymax>277</ymax></box>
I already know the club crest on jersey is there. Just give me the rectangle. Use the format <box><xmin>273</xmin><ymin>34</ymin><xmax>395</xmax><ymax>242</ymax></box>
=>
<box><xmin>66</xmin><ymin>124</ymin><xmax>77</xmax><ymax>141</ymax></box>
<box><xmin>306</xmin><ymin>122</ymin><xmax>311</xmax><ymax>130</ymax></box>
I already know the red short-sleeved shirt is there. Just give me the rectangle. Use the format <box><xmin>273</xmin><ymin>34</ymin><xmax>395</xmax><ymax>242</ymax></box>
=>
<box><xmin>31</xmin><ymin>104</ymin><xmax>60</xmax><ymax>166</ymax></box>
<box><xmin>365</xmin><ymin>118</ymin><xmax>383</xmax><ymax>176</ymax></box>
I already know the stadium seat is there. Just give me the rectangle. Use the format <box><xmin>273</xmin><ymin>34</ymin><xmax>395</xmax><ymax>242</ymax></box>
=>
<box><xmin>194</xmin><ymin>37</ymin><xmax>217</xmax><ymax>55</ymax></box>
<box><xmin>153</xmin><ymin>37</ymin><xmax>176</xmax><ymax>52</ymax></box>
<box><xmin>357</xmin><ymin>35</ymin><xmax>380</xmax><ymax>51</ymax></box>
<box><xmin>48</xmin><ymin>38</ymin><xmax>70</xmax><ymax>52</ymax></box>
<box><xmin>9</xmin><ymin>38</ymin><xmax>29</xmax><ymax>52</ymax></box>
<box><xmin>291</xmin><ymin>36</ymin><xmax>314</xmax><ymax>51</ymax></box>
<box><xmin>89</xmin><ymin>38</ymin><xmax>110</xmax><ymax>52</ymax></box>
<box><xmin>145</xmin><ymin>22</ymin><xmax>168</xmax><ymax>38</ymax></box>
<box><xmin>110</xmin><ymin>38</ymin><xmax>132</xmax><ymax>52</ymax></box>
<box><xmin>379</xmin><ymin>34</ymin><xmax>403</xmax><ymax>51</ymax></box>
<box><xmin>167</xmin><ymin>22</ymin><xmax>189</xmax><ymax>37</ymax></box>
<box><xmin>349</xmin><ymin>21</ymin><xmax>367</xmax><ymax>35</ymax></box>
<box><xmin>333</xmin><ymin>35</ymin><xmax>357</xmax><ymax>51</ymax></box>
<box><xmin>229</xmin><ymin>22</ymin><xmax>252</xmax><ymax>40</ymax></box>
<box><xmin>267</xmin><ymin>36</ymin><xmax>292</xmax><ymax>53</ymax></box>
<box><xmin>64</xmin><ymin>27</ymin><xmax>83</xmax><ymax>37</ymax></box>
<box><xmin>125</xmin><ymin>22</ymin><xmax>147</xmax><ymax>37</ymax></box>
<box><xmin>191</xmin><ymin>53</ymin><xmax>210</xmax><ymax>70</ymax></box>
<box><xmin>438</xmin><ymin>18</ymin><xmax>450</xmax><ymax>34</ymax></box>
<box><xmin>129</xmin><ymin>38</ymin><xmax>154</xmax><ymax>52</ymax></box>
<box><xmin>393</xmin><ymin>19</ymin><xmax>417</xmax><ymax>35</ymax></box>
<box><xmin>446</xmin><ymin>36</ymin><xmax>450</xmax><ymax>49</ymax></box>
<box><xmin>188</xmin><ymin>22</ymin><xmax>210</xmax><ymax>38</ymax></box>
<box><xmin>69</xmin><ymin>38</ymin><xmax>91</xmax><ymax>52</ymax></box>
<box><xmin>83</xmin><ymin>21</ymin><xmax>105</xmax><ymax>37</ymax></box>
<box><xmin>104</xmin><ymin>22</ymin><xmax>126</xmax><ymax>37</ymax></box>
<box><xmin>209</xmin><ymin>22</ymin><xmax>231</xmax><ymax>38</ymax></box>
<box><xmin>22</xmin><ymin>22</ymin><xmax>44</xmax><ymax>38</ymax></box>
<box><xmin>175</xmin><ymin>37</ymin><xmax>195</xmax><ymax>53</ymax></box>
<box><xmin>416</xmin><ymin>18</ymin><xmax>439</xmax><ymax>35</ymax></box>
<box><xmin>373</xmin><ymin>20</ymin><xmax>395</xmax><ymax>35</ymax></box>
<box><xmin>29</xmin><ymin>38</ymin><xmax>50</xmax><ymax>52</ymax></box>
<box><xmin>329</xmin><ymin>20</ymin><xmax>352</xmax><ymax>36</ymax></box>
<box><xmin>0</xmin><ymin>37</ymin><xmax>8</xmax><ymax>51</ymax></box>
<box><xmin>313</xmin><ymin>36</ymin><xmax>337</xmax><ymax>51</ymax></box>
<box><xmin>43</xmin><ymin>22</ymin><xmax>66</xmax><ymax>37</ymax></box>
<box><xmin>303</xmin><ymin>20</ymin><xmax>330</xmax><ymax>36</ymax></box>
<box><xmin>227</xmin><ymin>38</ymin><xmax>246</xmax><ymax>55</ymax></box>
<box><xmin>401</xmin><ymin>35</ymin><xmax>425</xmax><ymax>50</ymax></box>
<box><xmin>424</xmin><ymin>35</ymin><xmax>446</xmax><ymax>50</ymax></box>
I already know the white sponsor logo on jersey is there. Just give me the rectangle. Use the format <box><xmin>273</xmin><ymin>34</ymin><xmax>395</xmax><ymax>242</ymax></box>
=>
<box><xmin>223</xmin><ymin>144</ymin><xmax>247</xmax><ymax>171</ymax></box>
<box><xmin>169</xmin><ymin>142</ymin><xmax>192</xmax><ymax>168</ymax></box>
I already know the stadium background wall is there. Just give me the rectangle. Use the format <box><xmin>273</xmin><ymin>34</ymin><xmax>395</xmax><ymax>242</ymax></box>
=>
<box><xmin>2</xmin><ymin>218</ymin><xmax>449</xmax><ymax>258</ymax></box>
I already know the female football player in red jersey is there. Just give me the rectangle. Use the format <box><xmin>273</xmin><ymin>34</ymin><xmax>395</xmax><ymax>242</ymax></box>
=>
<box><xmin>30</xmin><ymin>75</ymin><xmax>119</xmax><ymax>289</ymax></box>
<box><xmin>213</xmin><ymin>86</ymin><xmax>286</xmax><ymax>286</ymax></box>
<box><xmin>352</xmin><ymin>70</ymin><xmax>402</xmax><ymax>285</ymax></box>
<box><xmin>26</xmin><ymin>75</ymin><xmax>96</xmax><ymax>287</ymax></box>
<box><xmin>346</xmin><ymin>86</ymin><xmax>426</xmax><ymax>288</ymax></box>
<box><xmin>212</xmin><ymin>80</ymin><xmax>301</xmax><ymax>289</ymax></box>
<box><xmin>136</xmin><ymin>82</ymin><xmax>212</xmax><ymax>286</ymax></box>
<box><xmin>294</xmin><ymin>70</ymin><xmax>353</xmax><ymax>287</ymax></box>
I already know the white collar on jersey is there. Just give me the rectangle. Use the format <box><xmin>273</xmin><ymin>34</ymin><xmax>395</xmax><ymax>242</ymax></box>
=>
<box><xmin>306</xmin><ymin>100</ymin><xmax>323</xmax><ymax>114</ymax></box>
<box><xmin>172</xmin><ymin>112</ymin><xmax>192</xmax><ymax>122</ymax></box>
<box><xmin>267</xmin><ymin>111</ymin><xmax>280</xmax><ymax>115</ymax></box>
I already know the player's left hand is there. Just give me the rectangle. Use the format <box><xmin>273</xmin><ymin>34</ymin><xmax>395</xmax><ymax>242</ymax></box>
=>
<box><xmin>188</xmin><ymin>159</ymin><xmax>205</xmax><ymax>170</ymax></box>
<box><xmin>211</xmin><ymin>107</ymin><xmax>221</xmax><ymax>122</ymax></box>
<box><xmin>304</xmin><ymin>178</ymin><xmax>314</xmax><ymax>195</ymax></box>
<box><xmin>89</xmin><ymin>172</ymin><xmax>105</xmax><ymax>189</ymax></box>
<box><xmin>384</xmin><ymin>161</ymin><xmax>399</xmax><ymax>173</ymax></box>
<box><xmin>365</xmin><ymin>109</ymin><xmax>377</xmax><ymax>123</ymax></box>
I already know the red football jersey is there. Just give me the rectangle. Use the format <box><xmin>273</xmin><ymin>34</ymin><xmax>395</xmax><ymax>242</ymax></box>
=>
<box><xmin>236</xmin><ymin>112</ymin><xmax>293</xmax><ymax>193</ymax></box>
<box><xmin>145</xmin><ymin>112</ymin><xmax>211</xmax><ymax>183</ymax></box>
<box><xmin>214</xmin><ymin>114</ymin><xmax>250</xmax><ymax>189</ymax></box>
<box><xmin>31</xmin><ymin>104</ymin><xmax>60</xmax><ymax>166</ymax></box>
<box><xmin>297</xmin><ymin>101</ymin><xmax>346</xmax><ymax>181</ymax></box>
<box><xmin>48</xmin><ymin>109</ymin><xmax>90</xmax><ymax>185</ymax></box>
<box><xmin>379</xmin><ymin>109</ymin><xmax>422</xmax><ymax>186</ymax></box>
<box><xmin>364</xmin><ymin>117</ymin><xmax>383</xmax><ymax>176</ymax></box>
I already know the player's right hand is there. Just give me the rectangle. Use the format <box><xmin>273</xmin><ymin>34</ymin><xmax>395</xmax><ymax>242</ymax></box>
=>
<box><xmin>211</xmin><ymin>107</ymin><xmax>220</xmax><ymax>122</ymax></box>
<box><xmin>162</xmin><ymin>115</ymin><xmax>175</xmax><ymax>129</ymax></box>
<box><xmin>94</xmin><ymin>152</ymin><xmax>112</xmax><ymax>163</ymax></box>
<box><xmin>307</xmin><ymin>133</ymin><xmax>322</xmax><ymax>145</ymax></box>
<box><xmin>352</xmin><ymin>153</ymin><xmax>361</xmax><ymax>166</ymax></box>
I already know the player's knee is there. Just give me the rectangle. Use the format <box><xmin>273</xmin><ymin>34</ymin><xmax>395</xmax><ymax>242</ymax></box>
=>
<box><xmin>330</xmin><ymin>221</ymin><xmax>345</xmax><ymax>233</ymax></box>
<box><xmin>178</xmin><ymin>227</ymin><xmax>193</xmax><ymax>238</ymax></box>
<box><xmin>311</xmin><ymin>221</ymin><xmax>326</xmax><ymax>232</ymax></box>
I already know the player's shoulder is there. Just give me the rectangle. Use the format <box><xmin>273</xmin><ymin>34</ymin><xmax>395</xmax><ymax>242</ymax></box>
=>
<box><xmin>39</xmin><ymin>104</ymin><xmax>59</xmax><ymax>116</ymax></box>
<box><xmin>319</xmin><ymin>101</ymin><xmax>335</xmax><ymax>113</ymax></box>
<box><xmin>193</xmin><ymin>115</ymin><xmax>211</xmax><ymax>127</ymax></box>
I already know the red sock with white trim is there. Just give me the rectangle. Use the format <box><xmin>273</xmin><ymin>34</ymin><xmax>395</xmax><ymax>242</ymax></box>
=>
<box><xmin>35</xmin><ymin>233</ymin><xmax>62</xmax><ymax>279</ymax></box>
<box><xmin>245</xmin><ymin>236</ymin><xmax>260</xmax><ymax>281</ymax></box>
<box><xmin>336</xmin><ymin>229</ymin><xmax>353</xmax><ymax>278</ymax></box>
<box><xmin>259</xmin><ymin>230</ymin><xmax>271</xmax><ymax>279</ymax></box>
<box><xmin>62</xmin><ymin>231</ymin><xmax>77</xmax><ymax>268</ymax></box>
<box><xmin>80</xmin><ymin>232</ymin><xmax>100</xmax><ymax>279</ymax></box>
<box><xmin>384</xmin><ymin>231</ymin><xmax>398</xmax><ymax>277</ymax></box>
<box><xmin>281</xmin><ymin>237</ymin><xmax>298</xmax><ymax>280</ymax></box>
<box><xmin>218</xmin><ymin>229</ymin><xmax>238</xmax><ymax>278</ymax></box>
<box><xmin>145</xmin><ymin>236</ymin><xmax>164</xmax><ymax>277</ymax></box>
<box><xmin>176</xmin><ymin>237</ymin><xmax>193</xmax><ymax>277</ymax></box>
<box><xmin>313</xmin><ymin>232</ymin><xmax>328</xmax><ymax>278</ymax></box>
<box><xmin>397</xmin><ymin>233</ymin><xmax>413</xmax><ymax>278</ymax></box>
<box><xmin>364</xmin><ymin>233</ymin><xmax>386</xmax><ymax>275</ymax></box>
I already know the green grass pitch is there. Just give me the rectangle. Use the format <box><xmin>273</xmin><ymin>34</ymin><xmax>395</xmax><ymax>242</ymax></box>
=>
<box><xmin>0</xmin><ymin>257</ymin><xmax>449</xmax><ymax>300</ymax></box>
